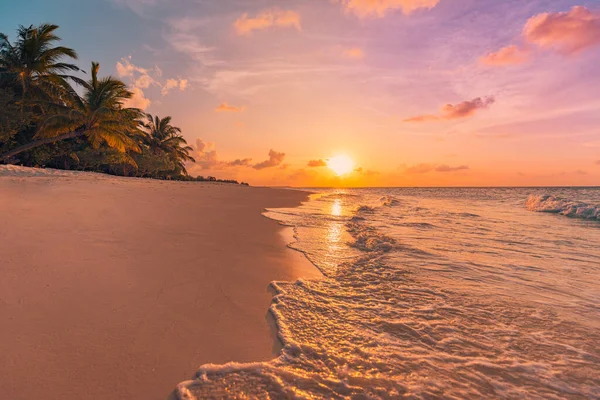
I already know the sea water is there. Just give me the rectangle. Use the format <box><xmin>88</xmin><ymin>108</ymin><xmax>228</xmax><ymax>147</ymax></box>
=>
<box><xmin>176</xmin><ymin>188</ymin><xmax>600</xmax><ymax>399</ymax></box>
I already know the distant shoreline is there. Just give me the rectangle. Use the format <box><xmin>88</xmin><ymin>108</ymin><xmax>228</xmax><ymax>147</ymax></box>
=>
<box><xmin>0</xmin><ymin>164</ymin><xmax>248</xmax><ymax>185</ymax></box>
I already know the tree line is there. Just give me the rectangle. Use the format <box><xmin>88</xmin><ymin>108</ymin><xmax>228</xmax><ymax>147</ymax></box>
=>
<box><xmin>0</xmin><ymin>23</ymin><xmax>245</xmax><ymax>184</ymax></box>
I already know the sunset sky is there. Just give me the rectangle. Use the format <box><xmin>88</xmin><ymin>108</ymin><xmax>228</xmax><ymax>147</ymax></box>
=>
<box><xmin>2</xmin><ymin>0</ymin><xmax>600</xmax><ymax>186</ymax></box>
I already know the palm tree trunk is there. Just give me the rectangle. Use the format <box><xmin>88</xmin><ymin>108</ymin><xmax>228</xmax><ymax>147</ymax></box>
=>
<box><xmin>0</xmin><ymin>130</ymin><xmax>86</xmax><ymax>162</ymax></box>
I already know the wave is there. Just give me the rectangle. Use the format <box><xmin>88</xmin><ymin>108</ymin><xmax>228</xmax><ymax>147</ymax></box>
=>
<box><xmin>526</xmin><ymin>195</ymin><xmax>600</xmax><ymax>220</ymax></box>
<box><xmin>356</xmin><ymin>196</ymin><xmax>400</xmax><ymax>215</ymax></box>
<box><xmin>347</xmin><ymin>222</ymin><xmax>397</xmax><ymax>252</ymax></box>
<box><xmin>398</xmin><ymin>222</ymin><xmax>437</xmax><ymax>229</ymax></box>
<box><xmin>356</xmin><ymin>205</ymin><xmax>376</xmax><ymax>213</ymax></box>
<box><xmin>174</xmin><ymin>190</ymin><xmax>600</xmax><ymax>399</ymax></box>
<box><xmin>380</xmin><ymin>196</ymin><xmax>400</xmax><ymax>207</ymax></box>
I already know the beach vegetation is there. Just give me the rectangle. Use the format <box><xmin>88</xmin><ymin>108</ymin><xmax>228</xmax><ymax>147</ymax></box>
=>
<box><xmin>0</xmin><ymin>23</ymin><xmax>234</xmax><ymax>183</ymax></box>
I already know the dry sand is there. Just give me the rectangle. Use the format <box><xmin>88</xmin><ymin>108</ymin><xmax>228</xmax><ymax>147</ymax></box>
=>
<box><xmin>0</xmin><ymin>166</ymin><xmax>320</xmax><ymax>399</ymax></box>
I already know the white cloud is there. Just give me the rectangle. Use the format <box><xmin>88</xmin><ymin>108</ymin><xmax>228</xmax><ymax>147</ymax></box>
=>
<box><xmin>115</xmin><ymin>57</ymin><xmax>189</xmax><ymax>106</ymax></box>
<box><xmin>125</xmin><ymin>86</ymin><xmax>151</xmax><ymax>110</ymax></box>
<box><xmin>161</xmin><ymin>78</ymin><xmax>189</xmax><ymax>95</ymax></box>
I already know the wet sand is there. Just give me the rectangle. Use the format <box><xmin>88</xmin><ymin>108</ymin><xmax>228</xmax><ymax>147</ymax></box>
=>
<box><xmin>0</xmin><ymin>166</ymin><xmax>320</xmax><ymax>400</ymax></box>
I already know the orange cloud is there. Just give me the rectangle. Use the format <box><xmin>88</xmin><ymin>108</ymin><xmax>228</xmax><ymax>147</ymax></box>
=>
<box><xmin>227</xmin><ymin>158</ymin><xmax>253</xmax><ymax>167</ymax></box>
<box><xmin>435</xmin><ymin>164</ymin><xmax>470</xmax><ymax>172</ymax></box>
<box><xmin>405</xmin><ymin>97</ymin><xmax>495</xmax><ymax>122</ymax></box>
<box><xmin>404</xmin><ymin>164</ymin><xmax>434</xmax><ymax>174</ymax></box>
<box><xmin>215</xmin><ymin>102</ymin><xmax>246</xmax><ymax>113</ymax></box>
<box><xmin>308</xmin><ymin>159</ymin><xmax>328</xmax><ymax>167</ymax></box>
<box><xmin>234</xmin><ymin>9</ymin><xmax>301</xmax><ymax>35</ymax></box>
<box><xmin>344</xmin><ymin>47</ymin><xmax>365</xmax><ymax>59</ymax></box>
<box><xmin>524</xmin><ymin>6</ymin><xmax>600</xmax><ymax>54</ymax></box>
<box><xmin>480</xmin><ymin>45</ymin><xmax>531</xmax><ymax>66</ymax></box>
<box><xmin>354</xmin><ymin>167</ymin><xmax>380</xmax><ymax>176</ymax></box>
<box><xmin>334</xmin><ymin>0</ymin><xmax>440</xmax><ymax>18</ymax></box>
<box><xmin>253</xmin><ymin>150</ymin><xmax>286</xmax><ymax>170</ymax></box>
<box><xmin>404</xmin><ymin>163</ymin><xmax>470</xmax><ymax>174</ymax></box>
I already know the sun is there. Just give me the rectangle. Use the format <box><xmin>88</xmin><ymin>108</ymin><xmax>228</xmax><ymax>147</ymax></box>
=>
<box><xmin>327</xmin><ymin>154</ymin><xmax>354</xmax><ymax>176</ymax></box>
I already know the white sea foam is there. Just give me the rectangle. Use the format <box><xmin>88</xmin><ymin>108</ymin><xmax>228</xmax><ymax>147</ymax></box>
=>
<box><xmin>177</xmin><ymin>188</ymin><xmax>600</xmax><ymax>399</ymax></box>
<box><xmin>526</xmin><ymin>194</ymin><xmax>600</xmax><ymax>220</ymax></box>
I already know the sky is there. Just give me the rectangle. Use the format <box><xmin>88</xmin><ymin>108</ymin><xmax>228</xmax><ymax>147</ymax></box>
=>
<box><xmin>1</xmin><ymin>0</ymin><xmax>600</xmax><ymax>186</ymax></box>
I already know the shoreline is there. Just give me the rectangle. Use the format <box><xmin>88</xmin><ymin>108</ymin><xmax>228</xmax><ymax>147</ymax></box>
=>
<box><xmin>0</xmin><ymin>167</ymin><xmax>321</xmax><ymax>400</ymax></box>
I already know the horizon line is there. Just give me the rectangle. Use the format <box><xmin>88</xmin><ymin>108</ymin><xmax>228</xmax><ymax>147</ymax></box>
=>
<box><xmin>268</xmin><ymin>185</ymin><xmax>600</xmax><ymax>189</ymax></box>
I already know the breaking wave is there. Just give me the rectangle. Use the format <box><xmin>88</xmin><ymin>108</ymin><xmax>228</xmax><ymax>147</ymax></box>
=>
<box><xmin>175</xmin><ymin>188</ymin><xmax>600</xmax><ymax>399</ymax></box>
<box><xmin>526</xmin><ymin>194</ymin><xmax>600</xmax><ymax>220</ymax></box>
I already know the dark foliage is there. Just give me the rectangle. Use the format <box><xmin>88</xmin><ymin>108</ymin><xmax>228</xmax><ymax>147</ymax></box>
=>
<box><xmin>0</xmin><ymin>23</ymin><xmax>244</xmax><ymax>185</ymax></box>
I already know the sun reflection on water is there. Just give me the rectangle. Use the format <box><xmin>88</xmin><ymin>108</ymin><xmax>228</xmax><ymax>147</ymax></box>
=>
<box><xmin>331</xmin><ymin>199</ymin><xmax>342</xmax><ymax>216</ymax></box>
<box><xmin>327</xmin><ymin>221</ymin><xmax>343</xmax><ymax>246</ymax></box>
<box><xmin>325</xmin><ymin>198</ymin><xmax>346</xmax><ymax>259</ymax></box>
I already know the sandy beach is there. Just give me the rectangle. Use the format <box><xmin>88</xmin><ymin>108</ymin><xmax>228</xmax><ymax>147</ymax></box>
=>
<box><xmin>0</xmin><ymin>166</ymin><xmax>320</xmax><ymax>400</ymax></box>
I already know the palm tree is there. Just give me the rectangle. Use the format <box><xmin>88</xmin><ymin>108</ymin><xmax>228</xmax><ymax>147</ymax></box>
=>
<box><xmin>0</xmin><ymin>24</ymin><xmax>83</xmax><ymax>105</ymax></box>
<box><xmin>0</xmin><ymin>62</ymin><xmax>143</xmax><ymax>161</ymax></box>
<box><xmin>142</xmin><ymin>114</ymin><xmax>195</xmax><ymax>175</ymax></box>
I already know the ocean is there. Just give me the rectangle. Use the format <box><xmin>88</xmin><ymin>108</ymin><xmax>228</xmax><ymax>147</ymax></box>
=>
<box><xmin>177</xmin><ymin>188</ymin><xmax>600</xmax><ymax>399</ymax></box>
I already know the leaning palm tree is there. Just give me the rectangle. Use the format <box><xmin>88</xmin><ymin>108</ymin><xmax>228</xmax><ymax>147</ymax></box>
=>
<box><xmin>0</xmin><ymin>62</ymin><xmax>143</xmax><ymax>161</ymax></box>
<box><xmin>142</xmin><ymin>114</ymin><xmax>195</xmax><ymax>175</ymax></box>
<box><xmin>0</xmin><ymin>24</ymin><xmax>83</xmax><ymax>104</ymax></box>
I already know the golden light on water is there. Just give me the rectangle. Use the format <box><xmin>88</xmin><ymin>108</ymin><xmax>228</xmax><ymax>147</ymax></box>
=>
<box><xmin>331</xmin><ymin>199</ymin><xmax>342</xmax><ymax>216</ymax></box>
<box><xmin>327</xmin><ymin>155</ymin><xmax>354</xmax><ymax>176</ymax></box>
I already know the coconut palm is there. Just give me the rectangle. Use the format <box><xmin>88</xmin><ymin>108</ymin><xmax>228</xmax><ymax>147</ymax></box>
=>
<box><xmin>142</xmin><ymin>114</ymin><xmax>195</xmax><ymax>175</ymax></box>
<box><xmin>0</xmin><ymin>62</ymin><xmax>143</xmax><ymax>161</ymax></box>
<box><xmin>0</xmin><ymin>24</ymin><xmax>83</xmax><ymax>104</ymax></box>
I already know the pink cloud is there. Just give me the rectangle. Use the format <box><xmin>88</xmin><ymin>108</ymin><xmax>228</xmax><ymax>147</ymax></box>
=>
<box><xmin>482</xmin><ymin>6</ymin><xmax>600</xmax><ymax>67</ymax></box>
<box><xmin>234</xmin><ymin>9</ymin><xmax>301</xmax><ymax>35</ymax></box>
<box><xmin>192</xmin><ymin>139</ymin><xmax>219</xmax><ymax>169</ymax></box>
<box><xmin>480</xmin><ymin>45</ymin><xmax>531</xmax><ymax>66</ymax></box>
<box><xmin>524</xmin><ymin>6</ymin><xmax>600</xmax><ymax>54</ymax></box>
<box><xmin>191</xmin><ymin>141</ymin><xmax>285</xmax><ymax>171</ymax></box>
<box><xmin>405</xmin><ymin>97</ymin><xmax>495</xmax><ymax>122</ymax></box>
<box><xmin>192</xmin><ymin>139</ymin><xmax>254</xmax><ymax>169</ymax></box>
<box><xmin>334</xmin><ymin>0</ymin><xmax>440</xmax><ymax>18</ymax></box>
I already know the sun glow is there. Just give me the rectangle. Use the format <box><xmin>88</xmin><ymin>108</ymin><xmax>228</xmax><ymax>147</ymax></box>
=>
<box><xmin>327</xmin><ymin>155</ymin><xmax>354</xmax><ymax>176</ymax></box>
